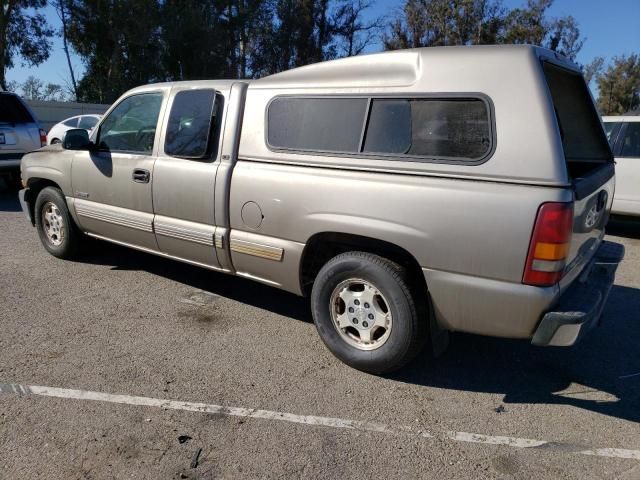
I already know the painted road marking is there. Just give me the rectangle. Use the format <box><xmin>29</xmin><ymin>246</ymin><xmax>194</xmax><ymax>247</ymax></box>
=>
<box><xmin>1</xmin><ymin>383</ymin><xmax>639</xmax><ymax>461</ymax></box>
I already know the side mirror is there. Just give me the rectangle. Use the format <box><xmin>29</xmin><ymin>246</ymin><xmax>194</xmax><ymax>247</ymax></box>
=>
<box><xmin>63</xmin><ymin>129</ymin><xmax>92</xmax><ymax>150</ymax></box>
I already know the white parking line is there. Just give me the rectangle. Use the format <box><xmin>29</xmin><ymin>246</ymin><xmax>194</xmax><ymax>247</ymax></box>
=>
<box><xmin>1</xmin><ymin>383</ymin><xmax>639</xmax><ymax>461</ymax></box>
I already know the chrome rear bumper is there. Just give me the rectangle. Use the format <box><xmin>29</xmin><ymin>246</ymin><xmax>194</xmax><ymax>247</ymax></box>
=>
<box><xmin>531</xmin><ymin>241</ymin><xmax>625</xmax><ymax>346</ymax></box>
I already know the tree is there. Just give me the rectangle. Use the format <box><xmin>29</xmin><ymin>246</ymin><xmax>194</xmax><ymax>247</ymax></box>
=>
<box><xmin>596</xmin><ymin>54</ymin><xmax>640</xmax><ymax>115</ymax></box>
<box><xmin>0</xmin><ymin>0</ymin><xmax>53</xmax><ymax>90</ymax></box>
<box><xmin>502</xmin><ymin>0</ymin><xmax>582</xmax><ymax>60</ymax></box>
<box><xmin>583</xmin><ymin>56</ymin><xmax>604</xmax><ymax>86</ymax></box>
<box><xmin>383</xmin><ymin>0</ymin><xmax>584</xmax><ymax>61</ymax></box>
<box><xmin>65</xmin><ymin>0</ymin><xmax>163</xmax><ymax>103</ymax></box>
<box><xmin>159</xmin><ymin>0</ymin><xmax>274</xmax><ymax>81</ymax></box>
<box><xmin>250</xmin><ymin>0</ymin><xmax>340</xmax><ymax>76</ymax></box>
<box><xmin>333</xmin><ymin>0</ymin><xmax>384</xmax><ymax>57</ymax></box>
<box><xmin>159</xmin><ymin>1</ymin><xmax>235</xmax><ymax>81</ymax></box>
<box><xmin>51</xmin><ymin>0</ymin><xmax>78</xmax><ymax>100</ymax></box>
<box><xmin>384</xmin><ymin>0</ymin><xmax>507</xmax><ymax>50</ymax></box>
<box><xmin>20</xmin><ymin>76</ymin><xmax>44</xmax><ymax>100</ymax></box>
<box><xmin>18</xmin><ymin>75</ymin><xmax>67</xmax><ymax>101</ymax></box>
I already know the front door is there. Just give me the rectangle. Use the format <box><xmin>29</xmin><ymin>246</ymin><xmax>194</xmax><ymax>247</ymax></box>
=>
<box><xmin>71</xmin><ymin>91</ymin><xmax>166</xmax><ymax>250</ymax></box>
<box><xmin>152</xmin><ymin>87</ymin><xmax>223</xmax><ymax>268</ymax></box>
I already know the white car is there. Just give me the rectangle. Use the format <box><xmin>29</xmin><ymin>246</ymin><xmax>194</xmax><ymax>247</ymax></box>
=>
<box><xmin>47</xmin><ymin>114</ymin><xmax>102</xmax><ymax>145</ymax></box>
<box><xmin>603</xmin><ymin>114</ymin><xmax>640</xmax><ymax>217</ymax></box>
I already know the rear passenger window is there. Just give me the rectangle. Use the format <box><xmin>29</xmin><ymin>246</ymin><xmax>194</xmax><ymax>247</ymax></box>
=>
<box><xmin>620</xmin><ymin>123</ymin><xmax>640</xmax><ymax>157</ymax></box>
<box><xmin>165</xmin><ymin>89</ymin><xmax>217</xmax><ymax>159</ymax></box>
<box><xmin>268</xmin><ymin>98</ymin><xmax>367</xmax><ymax>152</ymax></box>
<box><xmin>266</xmin><ymin>96</ymin><xmax>492</xmax><ymax>161</ymax></box>
<box><xmin>63</xmin><ymin>118</ymin><xmax>79</xmax><ymax>128</ymax></box>
<box><xmin>363</xmin><ymin>98</ymin><xmax>491</xmax><ymax>159</ymax></box>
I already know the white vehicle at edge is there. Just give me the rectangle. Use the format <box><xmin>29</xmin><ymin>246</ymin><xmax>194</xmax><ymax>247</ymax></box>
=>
<box><xmin>603</xmin><ymin>114</ymin><xmax>640</xmax><ymax>217</ymax></box>
<box><xmin>47</xmin><ymin>114</ymin><xmax>102</xmax><ymax>145</ymax></box>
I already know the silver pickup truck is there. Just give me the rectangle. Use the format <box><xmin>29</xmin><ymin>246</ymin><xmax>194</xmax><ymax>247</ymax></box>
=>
<box><xmin>19</xmin><ymin>45</ymin><xmax>624</xmax><ymax>374</ymax></box>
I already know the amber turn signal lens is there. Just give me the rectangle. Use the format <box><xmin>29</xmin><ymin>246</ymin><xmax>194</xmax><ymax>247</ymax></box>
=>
<box><xmin>533</xmin><ymin>242</ymin><xmax>569</xmax><ymax>261</ymax></box>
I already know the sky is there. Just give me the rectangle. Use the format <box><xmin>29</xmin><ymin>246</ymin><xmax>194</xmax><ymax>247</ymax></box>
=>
<box><xmin>6</xmin><ymin>0</ymin><xmax>640</xmax><ymax>89</ymax></box>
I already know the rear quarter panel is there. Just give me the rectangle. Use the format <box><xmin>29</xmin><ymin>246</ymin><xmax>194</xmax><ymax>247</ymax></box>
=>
<box><xmin>229</xmin><ymin>160</ymin><xmax>572</xmax><ymax>286</ymax></box>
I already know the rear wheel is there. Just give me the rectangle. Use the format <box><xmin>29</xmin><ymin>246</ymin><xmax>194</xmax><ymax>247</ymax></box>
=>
<box><xmin>50</xmin><ymin>138</ymin><xmax>61</xmax><ymax>144</ymax></box>
<box><xmin>34</xmin><ymin>187</ymin><xmax>82</xmax><ymax>258</ymax></box>
<box><xmin>311</xmin><ymin>252</ymin><xmax>426</xmax><ymax>374</ymax></box>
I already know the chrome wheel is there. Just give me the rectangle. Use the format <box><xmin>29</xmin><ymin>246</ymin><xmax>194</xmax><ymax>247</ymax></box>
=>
<box><xmin>41</xmin><ymin>201</ymin><xmax>65</xmax><ymax>247</ymax></box>
<box><xmin>330</xmin><ymin>278</ymin><xmax>392</xmax><ymax>350</ymax></box>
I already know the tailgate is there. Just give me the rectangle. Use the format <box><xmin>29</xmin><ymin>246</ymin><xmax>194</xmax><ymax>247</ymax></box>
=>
<box><xmin>0</xmin><ymin>124</ymin><xmax>40</xmax><ymax>156</ymax></box>
<box><xmin>541</xmin><ymin>61</ymin><xmax>616</xmax><ymax>286</ymax></box>
<box><xmin>0</xmin><ymin>93</ymin><xmax>39</xmax><ymax>156</ymax></box>
<box><xmin>564</xmin><ymin>164</ymin><xmax>615</xmax><ymax>283</ymax></box>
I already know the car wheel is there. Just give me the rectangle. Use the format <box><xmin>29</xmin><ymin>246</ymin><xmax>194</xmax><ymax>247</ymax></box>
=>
<box><xmin>311</xmin><ymin>251</ymin><xmax>427</xmax><ymax>374</ymax></box>
<box><xmin>34</xmin><ymin>187</ymin><xmax>82</xmax><ymax>258</ymax></box>
<box><xmin>50</xmin><ymin>138</ymin><xmax>61</xmax><ymax>144</ymax></box>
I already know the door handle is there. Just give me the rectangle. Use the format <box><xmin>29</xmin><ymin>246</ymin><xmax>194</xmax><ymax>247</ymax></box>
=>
<box><xmin>132</xmin><ymin>169</ymin><xmax>150</xmax><ymax>183</ymax></box>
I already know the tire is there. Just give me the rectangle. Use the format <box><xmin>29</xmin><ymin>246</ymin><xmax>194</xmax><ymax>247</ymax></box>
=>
<box><xmin>34</xmin><ymin>186</ymin><xmax>82</xmax><ymax>259</ymax></box>
<box><xmin>50</xmin><ymin>138</ymin><xmax>61</xmax><ymax>145</ymax></box>
<box><xmin>311</xmin><ymin>252</ymin><xmax>427</xmax><ymax>374</ymax></box>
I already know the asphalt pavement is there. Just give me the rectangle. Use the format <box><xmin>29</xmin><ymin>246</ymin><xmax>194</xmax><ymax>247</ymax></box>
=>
<box><xmin>1</xmin><ymin>185</ymin><xmax>639</xmax><ymax>479</ymax></box>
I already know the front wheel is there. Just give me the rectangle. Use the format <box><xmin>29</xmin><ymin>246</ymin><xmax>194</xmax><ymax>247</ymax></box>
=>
<box><xmin>311</xmin><ymin>252</ymin><xmax>426</xmax><ymax>374</ymax></box>
<box><xmin>34</xmin><ymin>187</ymin><xmax>82</xmax><ymax>258</ymax></box>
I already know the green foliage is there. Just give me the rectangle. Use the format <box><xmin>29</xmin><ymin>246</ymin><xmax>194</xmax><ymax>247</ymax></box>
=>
<box><xmin>0</xmin><ymin>0</ymin><xmax>54</xmax><ymax>89</ymax></box>
<box><xmin>583</xmin><ymin>56</ymin><xmax>604</xmax><ymax>86</ymax></box>
<box><xmin>4</xmin><ymin>0</ymin><xmax>631</xmax><ymax>110</ymax></box>
<box><xmin>65</xmin><ymin>0</ymin><xmax>163</xmax><ymax>103</ymax></box>
<box><xmin>384</xmin><ymin>0</ymin><xmax>505</xmax><ymax>49</ymax></box>
<box><xmin>384</xmin><ymin>0</ymin><xmax>584</xmax><ymax>61</ymax></box>
<box><xmin>62</xmin><ymin>0</ymin><xmax>381</xmax><ymax>102</ymax></box>
<box><xmin>595</xmin><ymin>54</ymin><xmax>640</xmax><ymax>115</ymax></box>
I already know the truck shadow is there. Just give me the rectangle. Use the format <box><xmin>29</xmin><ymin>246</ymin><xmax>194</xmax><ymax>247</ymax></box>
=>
<box><xmin>79</xmin><ymin>240</ymin><xmax>640</xmax><ymax>424</ymax></box>
<box><xmin>77</xmin><ymin>239</ymin><xmax>313</xmax><ymax>324</ymax></box>
<box><xmin>393</xmin><ymin>284</ymin><xmax>640</xmax><ymax>423</ymax></box>
<box><xmin>0</xmin><ymin>185</ymin><xmax>21</xmax><ymax>212</ymax></box>
<box><xmin>607</xmin><ymin>216</ymin><xmax>640</xmax><ymax>240</ymax></box>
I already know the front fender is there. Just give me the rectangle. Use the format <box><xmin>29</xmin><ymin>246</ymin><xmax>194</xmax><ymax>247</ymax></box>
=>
<box><xmin>21</xmin><ymin>147</ymin><xmax>74</xmax><ymax>196</ymax></box>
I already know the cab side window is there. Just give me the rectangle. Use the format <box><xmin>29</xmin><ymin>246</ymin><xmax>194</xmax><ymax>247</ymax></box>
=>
<box><xmin>98</xmin><ymin>93</ymin><xmax>163</xmax><ymax>154</ymax></box>
<box><xmin>164</xmin><ymin>89</ymin><xmax>218</xmax><ymax>159</ymax></box>
<box><xmin>620</xmin><ymin>123</ymin><xmax>640</xmax><ymax>157</ymax></box>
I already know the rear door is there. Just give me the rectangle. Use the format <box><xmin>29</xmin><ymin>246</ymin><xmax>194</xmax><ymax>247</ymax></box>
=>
<box><xmin>613</xmin><ymin>122</ymin><xmax>640</xmax><ymax>215</ymax></box>
<box><xmin>0</xmin><ymin>93</ymin><xmax>40</xmax><ymax>164</ymax></box>
<box><xmin>71</xmin><ymin>91</ymin><xmax>166</xmax><ymax>250</ymax></box>
<box><xmin>151</xmin><ymin>87</ymin><xmax>223</xmax><ymax>268</ymax></box>
<box><xmin>542</xmin><ymin>62</ymin><xmax>615</xmax><ymax>280</ymax></box>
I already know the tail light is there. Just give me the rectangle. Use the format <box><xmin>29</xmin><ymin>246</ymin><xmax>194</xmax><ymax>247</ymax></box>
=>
<box><xmin>39</xmin><ymin>129</ymin><xmax>47</xmax><ymax>147</ymax></box>
<box><xmin>523</xmin><ymin>202</ymin><xmax>573</xmax><ymax>287</ymax></box>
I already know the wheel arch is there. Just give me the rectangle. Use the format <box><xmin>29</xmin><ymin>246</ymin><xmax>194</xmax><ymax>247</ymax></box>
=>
<box><xmin>24</xmin><ymin>178</ymin><xmax>63</xmax><ymax>226</ymax></box>
<box><xmin>299</xmin><ymin>231</ymin><xmax>427</xmax><ymax>299</ymax></box>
